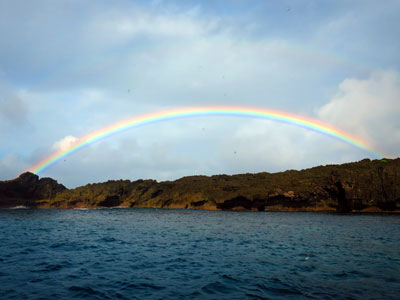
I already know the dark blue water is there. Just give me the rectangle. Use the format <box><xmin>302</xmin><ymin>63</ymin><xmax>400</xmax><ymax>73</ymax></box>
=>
<box><xmin>0</xmin><ymin>209</ymin><xmax>399</xmax><ymax>299</ymax></box>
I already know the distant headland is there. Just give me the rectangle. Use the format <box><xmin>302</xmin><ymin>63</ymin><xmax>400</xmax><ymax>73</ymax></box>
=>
<box><xmin>1</xmin><ymin>158</ymin><xmax>399</xmax><ymax>213</ymax></box>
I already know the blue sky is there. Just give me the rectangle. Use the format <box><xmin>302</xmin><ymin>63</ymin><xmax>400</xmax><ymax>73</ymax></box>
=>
<box><xmin>1</xmin><ymin>0</ymin><xmax>399</xmax><ymax>187</ymax></box>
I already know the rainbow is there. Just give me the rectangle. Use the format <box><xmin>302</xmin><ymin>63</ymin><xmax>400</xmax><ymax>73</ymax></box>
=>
<box><xmin>29</xmin><ymin>106</ymin><xmax>382</xmax><ymax>174</ymax></box>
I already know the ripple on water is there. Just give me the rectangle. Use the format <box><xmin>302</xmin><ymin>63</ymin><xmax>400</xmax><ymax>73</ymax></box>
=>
<box><xmin>68</xmin><ymin>285</ymin><xmax>107</xmax><ymax>298</ymax></box>
<box><xmin>0</xmin><ymin>209</ymin><xmax>399</xmax><ymax>299</ymax></box>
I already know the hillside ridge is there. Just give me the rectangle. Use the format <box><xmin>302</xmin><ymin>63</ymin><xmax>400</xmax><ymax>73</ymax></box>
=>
<box><xmin>1</xmin><ymin>158</ymin><xmax>399</xmax><ymax>212</ymax></box>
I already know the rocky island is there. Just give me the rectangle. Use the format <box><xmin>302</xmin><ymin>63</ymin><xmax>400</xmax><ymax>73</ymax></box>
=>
<box><xmin>1</xmin><ymin>158</ymin><xmax>399</xmax><ymax>213</ymax></box>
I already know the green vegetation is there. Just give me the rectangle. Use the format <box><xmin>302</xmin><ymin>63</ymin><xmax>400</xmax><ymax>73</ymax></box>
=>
<box><xmin>1</xmin><ymin>158</ymin><xmax>399</xmax><ymax>212</ymax></box>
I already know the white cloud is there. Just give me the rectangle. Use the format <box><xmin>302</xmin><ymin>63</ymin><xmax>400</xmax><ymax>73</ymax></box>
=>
<box><xmin>44</xmin><ymin>135</ymin><xmax>199</xmax><ymax>187</ymax></box>
<box><xmin>53</xmin><ymin>135</ymin><xmax>79</xmax><ymax>151</ymax></box>
<box><xmin>85</xmin><ymin>6</ymin><xmax>218</xmax><ymax>47</ymax></box>
<box><xmin>317</xmin><ymin>70</ymin><xmax>400</xmax><ymax>157</ymax></box>
<box><xmin>213</xmin><ymin>117</ymin><xmax>366</xmax><ymax>175</ymax></box>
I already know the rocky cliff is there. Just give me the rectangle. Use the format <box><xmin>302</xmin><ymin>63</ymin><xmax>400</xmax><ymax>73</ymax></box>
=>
<box><xmin>0</xmin><ymin>172</ymin><xmax>66</xmax><ymax>207</ymax></box>
<box><xmin>1</xmin><ymin>158</ymin><xmax>399</xmax><ymax>212</ymax></box>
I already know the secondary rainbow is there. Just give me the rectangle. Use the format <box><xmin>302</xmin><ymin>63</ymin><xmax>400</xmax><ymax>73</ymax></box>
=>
<box><xmin>29</xmin><ymin>106</ymin><xmax>382</xmax><ymax>174</ymax></box>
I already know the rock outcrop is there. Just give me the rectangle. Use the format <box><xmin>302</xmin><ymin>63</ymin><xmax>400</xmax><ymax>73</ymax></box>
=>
<box><xmin>0</xmin><ymin>172</ymin><xmax>66</xmax><ymax>207</ymax></box>
<box><xmin>1</xmin><ymin>158</ymin><xmax>399</xmax><ymax>212</ymax></box>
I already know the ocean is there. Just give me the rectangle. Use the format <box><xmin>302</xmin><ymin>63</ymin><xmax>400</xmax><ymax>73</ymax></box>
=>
<box><xmin>0</xmin><ymin>208</ymin><xmax>399</xmax><ymax>299</ymax></box>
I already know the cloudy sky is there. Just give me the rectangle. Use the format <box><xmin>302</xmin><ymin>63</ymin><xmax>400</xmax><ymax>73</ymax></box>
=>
<box><xmin>1</xmin><ymin>0</ymin><xmax>399</xmax><ymax>187</ymax></box>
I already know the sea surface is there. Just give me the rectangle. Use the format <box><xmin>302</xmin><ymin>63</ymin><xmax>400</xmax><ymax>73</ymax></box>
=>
<box><xmin>0</xmin><ymin>208</ymin><xmax>399</xmax><ymax>300</ymax></box>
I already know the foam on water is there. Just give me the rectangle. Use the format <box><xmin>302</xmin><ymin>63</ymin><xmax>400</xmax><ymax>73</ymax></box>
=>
<box><xmin>9</xmin><ymin>205</ymin><xmax>29</xmax><ymax>209</ymax></box>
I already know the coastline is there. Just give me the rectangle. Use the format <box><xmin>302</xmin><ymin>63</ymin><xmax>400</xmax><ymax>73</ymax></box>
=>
<box><xmin>2</xmin><ymin>158</ymin><xmax>400</xmax><ymax>213</ymax></box>
<box><xmin>3</xmin><ymin>203</ymin><xmax>400</xmax><ymax>214</ymax></box>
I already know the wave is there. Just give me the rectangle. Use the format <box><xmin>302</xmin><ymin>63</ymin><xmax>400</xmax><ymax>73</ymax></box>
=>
<box><xmin>9</xmin><ymin>205</ymin><xmax>29</xmax><ymax>209</ymax></box>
